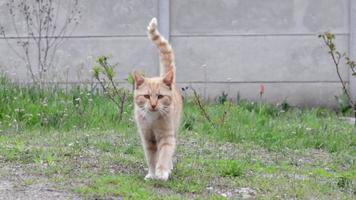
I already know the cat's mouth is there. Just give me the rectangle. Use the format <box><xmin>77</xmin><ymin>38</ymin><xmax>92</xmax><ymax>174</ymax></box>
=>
<box><xmin>148</xmin><ymin>108</ymin><xmax>158</xmax><ymax>112</ymax></box>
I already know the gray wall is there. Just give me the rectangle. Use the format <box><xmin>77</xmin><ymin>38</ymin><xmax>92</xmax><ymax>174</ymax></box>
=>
<box><xmin>0</xmin><ymin>0</ymin><xmax>353</xmax><ymax>107</ymax></box>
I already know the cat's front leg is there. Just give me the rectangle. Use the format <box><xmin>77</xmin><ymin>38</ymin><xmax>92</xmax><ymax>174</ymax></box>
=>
<box><xmin>155</xmin><ymin>134</ymin><xmax>176</xmax><ymax>181</ymax></box>
<box><xmin>140</xmin><ymin>129</ymin><xmax>158</xmax><ymax>180</ymax></box>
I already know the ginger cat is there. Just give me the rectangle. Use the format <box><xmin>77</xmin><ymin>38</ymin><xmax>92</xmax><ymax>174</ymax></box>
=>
<box><xmin>133</xmin><ymin>18</ymin><xmax>182</xmax><ymax>181</ymax></box>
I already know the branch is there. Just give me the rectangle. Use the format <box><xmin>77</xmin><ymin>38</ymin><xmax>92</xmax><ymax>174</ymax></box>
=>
<box><xmin>220</xmin><ymin>102</ymin><xmax>231</xmax><ymax>125</ymax></box>
<box><xmin>95</xmin><ymin>76</ymin><xmax>120</xmax><ymax>106</ymax></box>
<box><xmin>190</xmin><ymin>86</ymin><xmax>214</xmax><ymax>126</ymax></box>
<box><xmin>322</xmin><ymin>36</ymin><xmax>354</xmax><ymax>106</ymax></box>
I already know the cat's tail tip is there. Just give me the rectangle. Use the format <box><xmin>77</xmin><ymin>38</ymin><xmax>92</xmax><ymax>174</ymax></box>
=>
<box><xmin>147</xmin><ymin>17</ymin><xmax>157</xmax><ymax>31</ymax></box>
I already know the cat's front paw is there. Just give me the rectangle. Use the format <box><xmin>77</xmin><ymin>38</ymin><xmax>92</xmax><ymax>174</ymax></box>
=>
<box><xmin>144</xmin><ymin>173</ymin><xmax>155</xmax><ymax>180</ymax></box>
<box><xmin>155</xmin><ymin>168</ymin><xmax>170</xmax><ymax>181</ymax></box>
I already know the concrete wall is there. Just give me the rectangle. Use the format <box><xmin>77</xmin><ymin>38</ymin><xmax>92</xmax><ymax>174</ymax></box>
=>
<box><xmin>0</xmin><ymin>0</ymin><xmax>353</xmax><ymax>107</ymax></box>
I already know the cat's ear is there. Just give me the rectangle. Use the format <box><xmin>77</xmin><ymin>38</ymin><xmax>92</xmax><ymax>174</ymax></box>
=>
<box><xmin>163</xmin><ymin>70</ymin><xmax>174</xmax><ymax>89</ymax></box>
<box><xmin>133</xmin><ymin>71</ymin><xmax>144</xmax><ymax>89</ymax></box>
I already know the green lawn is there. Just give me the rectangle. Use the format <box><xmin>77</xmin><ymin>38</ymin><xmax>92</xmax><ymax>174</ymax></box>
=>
<box><xmin>0</xmin><ymin>76</ymin><xmax>355</xmax><ymax>199</ymax></box>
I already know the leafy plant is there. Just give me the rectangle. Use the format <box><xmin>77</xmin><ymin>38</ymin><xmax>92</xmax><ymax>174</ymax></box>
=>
<box><xmin>319</xmin><ymin>32</ymin><xmax>356</xmax><ymax>124</ymax></box>
<box><xmin>92</xmin><ymin>55</ymin><xmax>130</xmax><ymax>123</ymax></box>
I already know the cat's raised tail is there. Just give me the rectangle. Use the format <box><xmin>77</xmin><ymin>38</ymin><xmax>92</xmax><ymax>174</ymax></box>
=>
<box><xmin>147</xmin><ymin>17</ymin><xmax>175</xmax><ymax>80</ymax></box>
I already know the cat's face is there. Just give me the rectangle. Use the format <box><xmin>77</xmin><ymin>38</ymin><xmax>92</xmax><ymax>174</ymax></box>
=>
<box><xmin>133</xmin><ymin>70</ymin><xmax>174</xmax><ymax>115</ymax></box>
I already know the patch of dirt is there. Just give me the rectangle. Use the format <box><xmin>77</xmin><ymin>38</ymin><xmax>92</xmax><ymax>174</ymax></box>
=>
<box><xmin>0</xmin><ymin>163</ymin><xmax>81</xmax><ymax>200</ymax></box>
<box><xmin>178</xmin><ymin>136</ymin><xmax>332</xmax><ymax>167</ymax></box>
<box><xmin>206</xmin><ymin>185</ymin><xmax>257</xmax><ymax>199</ymax></box>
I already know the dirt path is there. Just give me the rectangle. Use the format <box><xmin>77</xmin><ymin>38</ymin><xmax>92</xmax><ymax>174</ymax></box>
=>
<box><xmin>0</xmin><ymin>163</ymin><xmax>81</xmax><ymax>200</ymax></box>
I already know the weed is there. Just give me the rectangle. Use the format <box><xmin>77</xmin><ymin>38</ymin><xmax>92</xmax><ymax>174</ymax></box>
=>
<box><xmin>219</xmin><ymin>160</ymin><xmax>246</xmax><ymax>177</ymax></box>
<box><xmin>217</xmin><ymin>91</ymin><xmax>228</xmax><ymax>104</ymax></box>
<box><xmin>319</xmin><ymin>32</ymin><xmax>356</xmax><ymax>124</ymax></box>
<box><xmin>92</xmin><ymin>55</ymin><xmax>131</xmax><ymax>123</ymax></box>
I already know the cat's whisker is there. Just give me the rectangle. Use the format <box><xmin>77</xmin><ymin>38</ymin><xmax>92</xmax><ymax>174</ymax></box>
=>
<box><xmin>160</xmin><ymin>106</ymin><xmax>170</xmax><ymax>114</ymax></box>
<box><xmin>158</xmin><ymin>108</ymin><xmax>168</xmax><ymax>116</ymax></box>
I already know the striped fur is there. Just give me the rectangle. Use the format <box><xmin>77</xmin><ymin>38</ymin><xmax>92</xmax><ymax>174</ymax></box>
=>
<box><xmin>147</xmin><ymin>18</ymin><xmax>175</xmax><ymax>79</ymax></box>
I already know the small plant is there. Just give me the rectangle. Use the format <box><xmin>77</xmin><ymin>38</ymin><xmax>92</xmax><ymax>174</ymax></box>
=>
<box><xmin>182</xmin><ymin>114</ymin><xmax>195</xmax><ymax>130</ymax></box>
<box><xmin>219</xmin><ymin>160</ymin><xmax>246</xmax><ymax>177</ymax></box>
<box><xmin>217</xmin><ymin>91</ymin><xmax>228</xmax><ymax>104</ymax></box>
<box><xmin>190</xmin><ymin>86</ymin><xmax>214</xmax><ymax>125</ymax></box>
<box><xmin>335</xmin><ymin>91</ymin><xmax>352</xmax><ymax>115</ymax></box>
<box><xmin>319</xmin><ymin>32</ymin><xmax>356</xmax><ymax>124</ymax></box>
<box><xmin>189</xmin><ymin>86</ymin><xmax>232</xmax><ymax>128</ymax></box>
<box><xmin>337</xmin><ymin>176</ymin><xmax>352</xmax><ymax>190</ymax></box>
<box><xmin>92</xmin><ymin>55</ymin><xmax>130</xmax><ymax>123</ymax></box>
<box><xmin>279</xmin><ymin>98</ymin><xmax>290</xmax><ymax>112</ymax></box>
<box><xmin>259</xmin><ymin>84</ymin><xmax>265</xmax><ymax>101</ymax></box>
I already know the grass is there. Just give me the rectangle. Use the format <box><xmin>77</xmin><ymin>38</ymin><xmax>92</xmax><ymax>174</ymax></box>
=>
<box><xmin>0</xmin><ymin>75</ymin><xmax>355</xmax><ymax>199</ymax></box>
<box><xmin>73</xmin><ymin>175</ymin><xmax>162</xmax><ymax>199</ymax></box>
<box><xmin>183</xmin><ymin>100</ymin><xmax>355</xmax><ymax>153</ymax></box>
<box><xmin>0</xmin><ymin>75</ymin><xmax>131</xmax><ymax>132</ymax></box>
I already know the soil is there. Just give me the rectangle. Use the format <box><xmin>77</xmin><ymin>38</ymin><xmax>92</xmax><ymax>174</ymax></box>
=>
<box><xmin>0</xmin><ymin>163</ymin><xmax>81</xmax><ymax>200</ymax></box>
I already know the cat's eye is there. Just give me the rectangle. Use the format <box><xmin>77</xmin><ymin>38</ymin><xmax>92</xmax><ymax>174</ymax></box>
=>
<box><xmin>157</xmin><ymin>94</ymin><xmax>164</xmax><ymax>99</ymax></box>
<box><xmin>144</xmin><ymin>95</ymin><xmax>150</xmax><ymax>99</ymax></box>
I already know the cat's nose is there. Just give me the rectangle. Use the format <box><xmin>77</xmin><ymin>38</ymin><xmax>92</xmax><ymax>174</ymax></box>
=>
<box><xmin>151</xmin><ymin>104</ymin><xmax>156</xmax><ymax>109</ymax></box>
